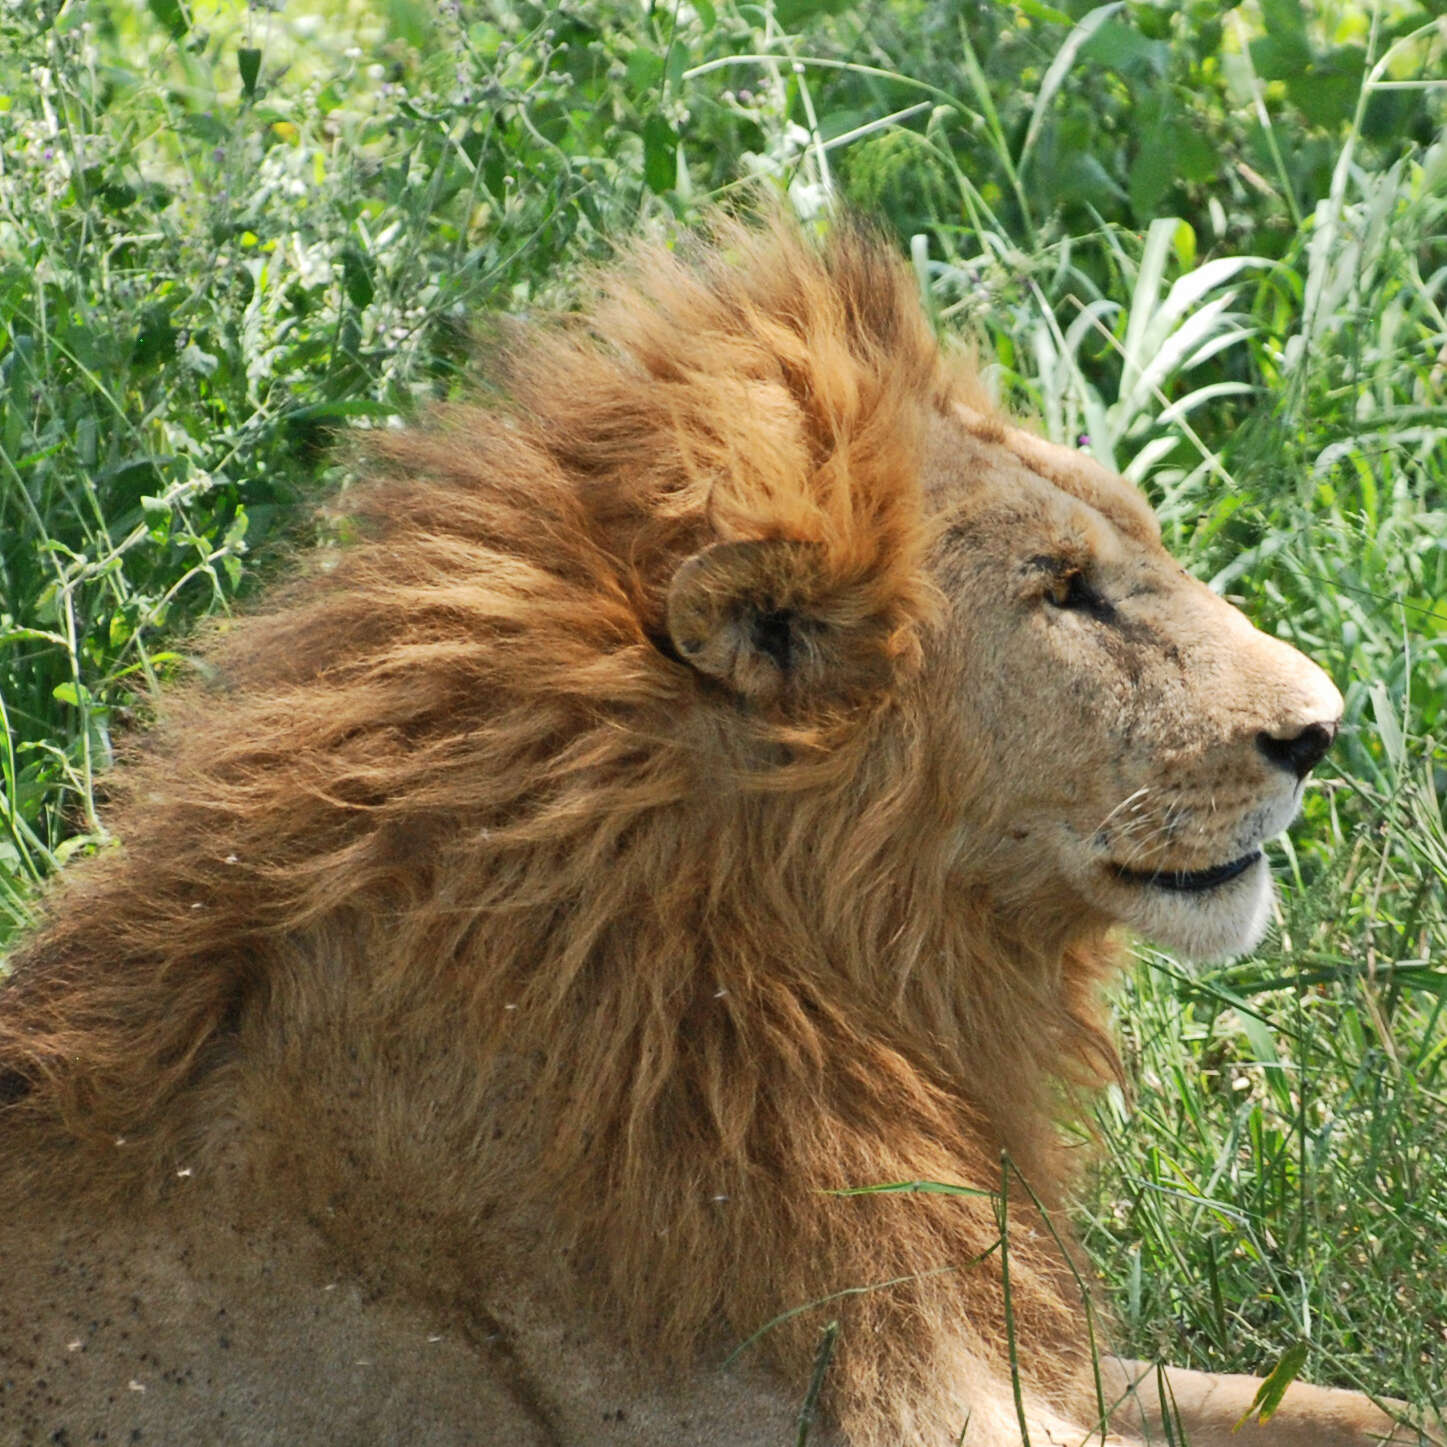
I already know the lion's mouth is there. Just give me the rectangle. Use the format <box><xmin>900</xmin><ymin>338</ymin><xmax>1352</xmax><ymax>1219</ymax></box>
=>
<box><xmin>1111</xmin><ymin>849</ymin><xmax>1262</xmax><ymax>894</ymax></box>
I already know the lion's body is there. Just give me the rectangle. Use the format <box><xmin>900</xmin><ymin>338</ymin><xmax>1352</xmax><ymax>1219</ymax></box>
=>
<box><xmin>0</xmin><ymin>220</ymin><xmax>1429</xmax><ymax>1446</ymax></box>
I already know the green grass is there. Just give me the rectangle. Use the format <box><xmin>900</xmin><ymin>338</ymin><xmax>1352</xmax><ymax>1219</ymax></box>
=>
<box><xmin>1</xmin><ymin>0</ymin><xmax>1444</xmax><ymax>1432</ymax></box>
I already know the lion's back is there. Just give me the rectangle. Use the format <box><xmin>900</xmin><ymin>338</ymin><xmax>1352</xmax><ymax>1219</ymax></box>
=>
<box><xmin>0</xmin><ymin>1176</ymin><xmax>539</xmax><ymax>1445</ymax></box>
<box><xmin>0</xmin><ymin>1151</ymin><xmax>823</xmax><ymax>1447</ymax></box>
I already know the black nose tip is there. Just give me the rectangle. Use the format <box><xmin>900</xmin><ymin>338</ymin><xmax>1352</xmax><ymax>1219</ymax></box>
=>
<box><xmin>1257</xmin><ymin>721</ymin><xmax>1337</xmax><ymax>781</ymax></box>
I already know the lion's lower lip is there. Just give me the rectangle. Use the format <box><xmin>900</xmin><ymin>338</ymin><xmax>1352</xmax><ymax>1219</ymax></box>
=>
<box><xmin>1112</xmin><ymin>849</ymin><xmax>1262</xmax><ymax>894</ymax></box>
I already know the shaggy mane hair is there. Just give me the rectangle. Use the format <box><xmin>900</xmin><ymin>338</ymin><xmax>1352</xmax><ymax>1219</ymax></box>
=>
<box><xmin>0</xmin><ymin>216</ymin><xmax>1122</xmax><ymax>1445</ymax></box>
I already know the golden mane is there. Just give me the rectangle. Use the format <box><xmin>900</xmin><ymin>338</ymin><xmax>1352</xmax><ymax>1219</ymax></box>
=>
<box><xmin>0</xmin><ymin>216</ymin><xmax>1125</xmax><ymax>1443</ymax></box>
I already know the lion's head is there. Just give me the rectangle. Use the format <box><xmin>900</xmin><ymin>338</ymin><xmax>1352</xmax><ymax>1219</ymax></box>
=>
<box><xmin>902</xmin><ymin>408</ymin><xmax>1341</xmax><ymax>963</ymax></box>
<box><xmin>657</xmin><ymin>393</ymin><xmax>1340</xmax><ymax>970</ymax></box>
<box><xmin>0</xmin><ymin>214</ymin><xmax>1345</xmax><ymax>1447</ymax></box>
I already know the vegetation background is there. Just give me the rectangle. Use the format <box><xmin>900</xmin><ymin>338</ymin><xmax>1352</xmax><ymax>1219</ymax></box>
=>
<box><xmin>1</xmin><ymin>0</ymin><xmax>1444</xmax><ymax>1429</ymax></box>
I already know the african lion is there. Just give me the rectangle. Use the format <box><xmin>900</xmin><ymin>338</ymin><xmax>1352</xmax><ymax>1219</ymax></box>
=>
<box><xmin>0</xmin><ymin>218</ymin><xmax>1433</xmax><ymax>1447</ymax></box>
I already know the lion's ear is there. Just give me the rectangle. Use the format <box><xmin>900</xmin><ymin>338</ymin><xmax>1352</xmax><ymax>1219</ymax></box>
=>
<box><xmin>665</xmin><ymin>538</ymin><xmax>833</xmax><ymax>702</ymax></box>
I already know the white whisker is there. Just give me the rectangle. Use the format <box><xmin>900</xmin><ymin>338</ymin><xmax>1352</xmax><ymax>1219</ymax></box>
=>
<box><xmin>1093</xmin><ymin>787</ymin><xmax>1152</xmax><ymax>836</ymax></box>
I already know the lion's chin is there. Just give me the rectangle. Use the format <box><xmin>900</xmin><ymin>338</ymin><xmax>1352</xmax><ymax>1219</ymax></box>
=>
<box><xmin>1113</xmin><ymin>851</ymin><xmax>1275</xmax><ymax>962</ymax></box>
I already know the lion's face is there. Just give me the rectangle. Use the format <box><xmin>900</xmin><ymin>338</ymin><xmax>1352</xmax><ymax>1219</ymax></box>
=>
<box><xmin>922</xmin><ymin>408</ymin><xmax>1342</xmax><ymax>961</ymax></box>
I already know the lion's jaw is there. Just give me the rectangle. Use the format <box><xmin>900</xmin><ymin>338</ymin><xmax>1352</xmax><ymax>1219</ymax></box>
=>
<box><xmin>1056</xmin><ymin>810</ymin><xmax>1279</xmax><ymax>962</ymax></box>
<box><xmin>927</xmin><ymin>410</ymin><xmax>1343</xmax><ymax>963</ymax></box>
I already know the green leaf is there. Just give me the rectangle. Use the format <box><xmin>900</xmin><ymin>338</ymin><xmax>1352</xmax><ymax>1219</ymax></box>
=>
<box><xmin>109</xmin><ymin>611</ymin><xmax>135</xmax><ymax>650</ymax></box>
<box><xmin>642</xmin><ymin>115</ymin><xmax>675</xmax><ymax>194</ymax></box>
<box><xmin>1370</xmin><ymin>681</ymin><xmax>1405</xmax><ymax>771</ymax></box>
<box><xmin>52</xmin><ymin>682</ymin><xmax>91</xmax><ymax>709</ymax></box>
<box><xmin>1050</xmin><ymin>150</ymin><xmax>1127</xmax><ymax>207</ymax></box>
<box><xmin>1250</xmin><ymin>27</ymin><xmax>1311</xmax><ymax>81</ymax></box>
<box><xmin>179</xmin><ymin>111</ymin><xmax>228</xmax><ymax>144</ymax></box>
<box><xmin>1259</xmin><ymin>0</ymin><xmax>1308</xmax><ymax>44</ymax></box>
<box><xmin>238</xmin><ymin>47</ymin><xmax>261</xmax><ymax>99</ymax></box>
<box><xmin>773</xmin><ymin>0</ymin><xmax>852</xmax><ymax>25</ymax></box>
<box><xmin>1238</xmin><ymin>1010</ymin><xmax>1279</xmax><ymax>1071</ymax></box>
<box><xmin>1129</xmin><ymin>144</ymin><xmax>1172</xmax><ymax>220</ymax></box>
<box><xmin>626</xmin><ymin>46</ymin><xmax>664</xmax><ymax>96</ymax></box>
<box><xmin>1126</xmin><ymin>89</ymin><xmax>1219</xmax><ymax>220</ymax></box>
<box><xmin>1080</xmin><ymin>21</ymin><xmax>1167</xmax><ymax>75</ymax></box>
<box><xmin>1173</xmin><ymin>122</ymin><xmax>1218</xmax><ymax>185</ymax></box>
<box><xmin>1017</xmin><ymin>0</ymin><xmax>1073</xmax><ymax>22</ymax></box>
<box><xmin>147</xmin><ymin>0</ymin><xmax>189</xmax><ymax>39</ymax></box>
<box><xmin>1287</xmin><ymin>49</ymin><xmax>1365</xmax><ymax>129</ymax></box>
<box><xmin>1234</xmin><ymin>1342</ymin><xmax>1308</xmax><ymax>1428</ymax></box>
<box><xmin>824</xmin><ymin>1179</ymin><xmax>998</xmax><ymax>1199</ymax></box>
<box><xmin>1172</xmin><ymin>220</ymin><xmax>1197</xmax><ymax>272</ymax></box>
<box><xmin>665</xmin><ymin>41</ymin><xmax>688</xmax><ymax>96</ymax></box>
<box><xmin>282</xmin><ymin>399</ymin><xmax>396</xmax><ymax>423</ymax></box>
<box><xmin>482</xmin><ymin>147</ymin><xmax>506</xmax><ymax>203</ymax></box>
<box><xmin>338</xmin><ymin>246</ymin><xmax>374</xmax><ymax>309</ymax></box>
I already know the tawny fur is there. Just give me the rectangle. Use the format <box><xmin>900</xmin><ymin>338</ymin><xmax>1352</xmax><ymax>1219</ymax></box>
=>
<box><xmin>0</xmin><ymin>217</ymin><xmax>1429</xmax><ymax>1447</ymax></box>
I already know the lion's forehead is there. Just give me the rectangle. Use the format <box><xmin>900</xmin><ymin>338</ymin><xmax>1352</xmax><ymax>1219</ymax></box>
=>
<box><xmin>924</xmin><ymin>407</ymin><xmax>1161</xmax><ymax>554</ymax></box>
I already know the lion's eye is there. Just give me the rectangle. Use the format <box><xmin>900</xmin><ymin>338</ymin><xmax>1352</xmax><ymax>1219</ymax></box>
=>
<box><xmin>1044</xmin><ymin>570</ymin><xmax>1091</xmax><ymax>609</ymax></box>
<box><xmin>1042</xmin><ymin>568</ymin><xmax>1117</xmax><ymax>623</ymax></box>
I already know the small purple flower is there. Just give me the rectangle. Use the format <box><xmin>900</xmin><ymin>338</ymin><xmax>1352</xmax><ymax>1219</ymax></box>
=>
<box><xmin>1076</xmin><ymin>433</ymin><xmax>1091</xmax><ymax>448</ymax></box>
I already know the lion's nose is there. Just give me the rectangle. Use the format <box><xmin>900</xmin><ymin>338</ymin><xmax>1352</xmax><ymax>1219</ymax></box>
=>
<box><xmin>1256</xmin><ymin>720</ymin><xmax>1337</xmax><ymax>781</ymax></box>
